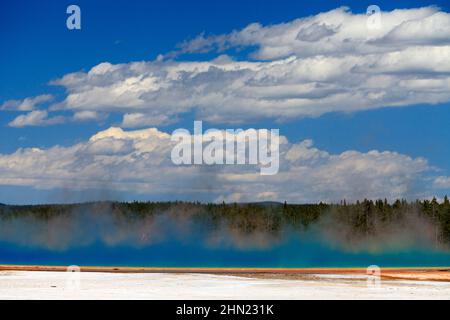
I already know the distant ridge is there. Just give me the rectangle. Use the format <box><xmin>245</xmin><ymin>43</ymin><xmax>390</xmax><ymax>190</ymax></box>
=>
<box><xmin>248</xmin><ymin>201</ymin><xmax>283</xmax><ymax>206</ymax></box>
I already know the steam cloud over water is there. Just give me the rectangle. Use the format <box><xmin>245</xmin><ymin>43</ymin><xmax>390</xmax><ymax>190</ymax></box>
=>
<box><xmin>0</xmin><ymin>201</ymin><xmax>446</xmax><ymax>256</ymax></box>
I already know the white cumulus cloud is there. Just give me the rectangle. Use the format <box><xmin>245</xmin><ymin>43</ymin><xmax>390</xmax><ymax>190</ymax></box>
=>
<box><xmin>8</xmin><ymin>110</ymin><xmax>65</xmax><ymax>127</ymax></box>
<box><xmin>3</xmin><ymin>7</ymin><xmax>450</xmax><ymax>127</ymax></box>
<box><xmin>1</xmin><ymin>94</ymin><xmax>53</xmax><ymax>111</ymax></box>
<box><xmin>0</xmin><ymin>126</ymin><xmax>436</xmax><ymax>202</ymax></box>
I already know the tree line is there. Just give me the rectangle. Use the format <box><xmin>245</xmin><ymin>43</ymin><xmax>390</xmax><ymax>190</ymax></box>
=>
<box><xmin>1</xmin><ymin>197</ymin><xmax>450</xmax><ymax>244</ymax></box>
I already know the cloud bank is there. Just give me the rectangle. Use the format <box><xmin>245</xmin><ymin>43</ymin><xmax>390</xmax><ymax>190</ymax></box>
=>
<box><xmin>0</xmin><ymin>126</ymin><xmax>433</xmax><ymax>202</ymax></box>
<box><xmin>16</xmin><ymin>6</ymin><xmax>443</xmax><ymax>126</ymax></box>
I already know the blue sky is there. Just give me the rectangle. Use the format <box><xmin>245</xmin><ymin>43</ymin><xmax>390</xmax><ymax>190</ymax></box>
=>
<box><xmin>1</xmin><ymin>0</ymin><xmax>450</xmax><ymax>204</ymax></box>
